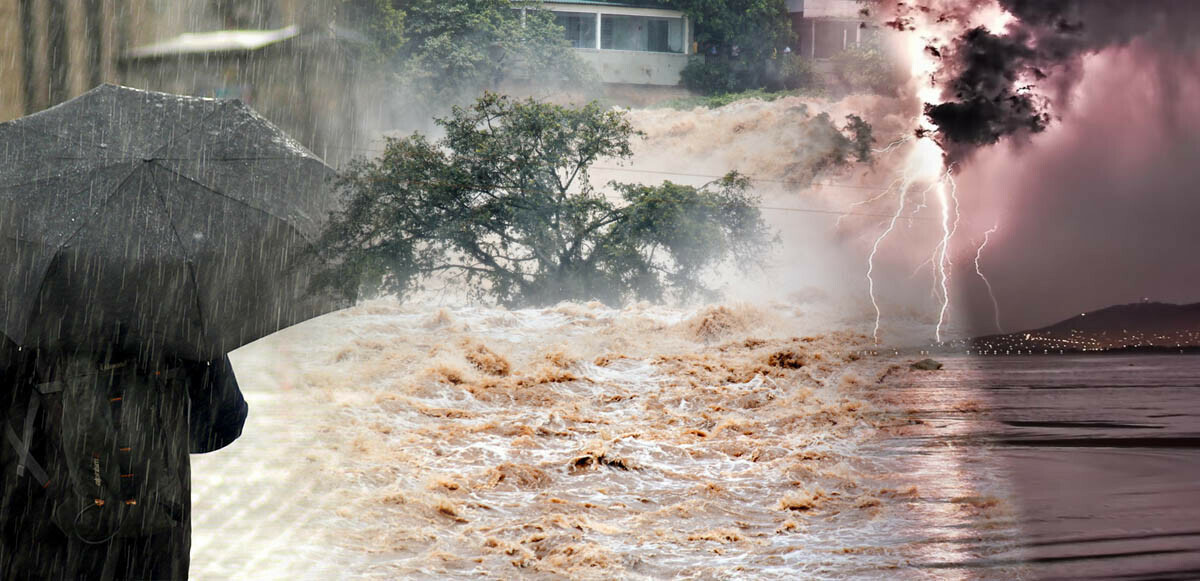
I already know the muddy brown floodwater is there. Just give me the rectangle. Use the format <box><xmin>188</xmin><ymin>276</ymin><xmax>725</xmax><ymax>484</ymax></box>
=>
<box><xmin>197</xmin><ymin>301</ymin><xmax>1026</xmax><ymax>579</ymax></box>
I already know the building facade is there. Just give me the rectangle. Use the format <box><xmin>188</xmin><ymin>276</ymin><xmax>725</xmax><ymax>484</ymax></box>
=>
<box><xmin>788</xmin><ymin>0</ymin><xmax>877</xmax><ymax>60</ymax></box>
<box><xmin>539</xmin><ymin>0</ymin><xmax>692</xmax><ymax>86</ymax></box>
<box><xmin>120</xmin><ymin>23</ymin><xmax>359</xmax><ymax>164</ymax></box>
<box><xmin>0</xmin><ymin>0</ymin><xmax>154</xmax><ymax>121</ymax></box>
<box><xmin>0</xmin><ymin>0</ymin><xmax>355</xmax><ymax>162</ymax></box>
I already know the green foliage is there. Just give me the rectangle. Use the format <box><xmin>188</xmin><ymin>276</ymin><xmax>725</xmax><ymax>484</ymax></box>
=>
<box><xmin>680</xmin><ymin>58</ymin><xmax>742</xmax><ymax>95</ymax></box>
<box><xmin>670</xmin><ymin>0</ymin><xmax>800</xmax><ymax>94</ymax></box>
<box><xmin>826</xmin><ymin>43</ymin><xmax>897</xmax><ymax>95</ymax></box>
<box><xmin>315</xmin><ymin>94</ymin><xmax>773</xmax><ymax>306</ymax></box>
<box><xmin>681</xmin><ymin>53</ymin><xmax>816</xmax><ymax>95</ymax></box>
<box><xmin>784</xmin><ymin>112</ymin><xmax>875</xmax><ymax>184</ymax></box>
<box><xmin>775</xmin><ymin>53</ymin><xmax>817</xmax><ymax>90</ymax></box>
<box><xmin>608</xmin><ymin>174</ymin><xmax>771</xmax><ymax>302</ymax></box>
<box><xmin>338</xmin><ymin>0</ymin><xmax>405</xmax><ymax>62</ymax></box>
<box><xmin>399</xmin><ymin>1</ymin><xmax>586</xmax><ymax>102</ymax></box>
<box><xmin>651</xmin><ymin>87</ymin><xmax>823</xmax><ymax>111</ymax></box>
<box><xmin>665</xmin><ymin>0</ymin><xmax>792</xmax><ymax>60</ymax></box>
<box><xmin>343</xmin><ymin>1</ymin><xmax>590</xmax><ymax>114</ymax></box>
<box><xmin>843</xmin><ymin>114</ymin><xmax>874</xmax><ymax>162</ymax></box>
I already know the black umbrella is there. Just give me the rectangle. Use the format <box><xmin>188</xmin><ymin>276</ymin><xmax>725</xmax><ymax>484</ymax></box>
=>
<box><xmin>0</xmin><ymin>84</ymin><xmax>343</xmax><ymax>361</ymax></box>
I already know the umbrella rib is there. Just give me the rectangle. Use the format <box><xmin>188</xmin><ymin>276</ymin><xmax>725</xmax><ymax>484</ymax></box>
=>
<box><xmin>147</xmin><ymin>102</ymin><xmax>234</xmax><ymax>160</ymax></box>
<box><xmin>147</xmin><ymin>166</ymin><xmax>209</xmax><ymax>347</ymax></box>
<box><xmin>153</xmin><ymin>163</ymin><xmax>317</xmax><ymax>245</ymax></box>
<box><xmin>19</xmin><ymin>164</ymin><xmax>143</xmax><ymax>343</ymax></box>
<box><xmin>151</xmin><ymin>157</ymin><xmax>306</xmax><ymax>162</ymax></box>
<box><xmin>0</xmin><ymin>161</ymin><xmax>134</xmax><ymax>191</ymax></box>
<box><xmin>0</xmin><ymin>122</ymin><xmax>140</xmax><ymax>159</ymax></box>
<box><xmin>47</xmin><ymin>164</ymin><xmax>144</xmax><ymax>248</ymax></box>
<box><xmin>2</xmin><ymin>96</ymin><xmax>227</xmax><ymax>162</ymax></box>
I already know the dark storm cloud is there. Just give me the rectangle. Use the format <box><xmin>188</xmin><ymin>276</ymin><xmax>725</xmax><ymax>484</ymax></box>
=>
<box><xmin>951</xmin><ymin>33</ymin><xmax>1200</xmax><ymax>333</ymax></box>
<box><xmin>865</xmin><ymin>1</ymin><xmax>1200</xmax><ymax>332</ymax></box>
<box><xmin>895</xmin><ymin>0</ymin><xmax>1200</xmax><ymax>162</ymax></box>
<box><xmin>924</xmin><ymin>26</ymin><xmax>1048</xmax><ymax>153</ymax></box>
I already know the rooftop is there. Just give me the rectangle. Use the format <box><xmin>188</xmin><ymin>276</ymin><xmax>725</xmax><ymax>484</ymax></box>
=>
<box><xmin>541</xmin><ymin>0</ymin><xmax>672</xmax><ymax>8</ymax></box>
<box><xmin>801</xmin><ymin>0</ymin><xmax>867</xmax><ymax>19</ymax></box>
<box><xmin>124</xmin><ymin>25</ymin><xmax>367</xmax><ymax>59</ymax></box>
<box><xmin>126</xmin><ymin>26</ymin><xmax>300</xmax><ymax>59</ymax></box>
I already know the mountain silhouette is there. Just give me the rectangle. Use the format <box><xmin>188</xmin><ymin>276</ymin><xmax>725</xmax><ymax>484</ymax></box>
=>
<box><xmin>973</xmin><ymin>302</ymin><xmax>1200</xmax><ymax>352</ymax></box>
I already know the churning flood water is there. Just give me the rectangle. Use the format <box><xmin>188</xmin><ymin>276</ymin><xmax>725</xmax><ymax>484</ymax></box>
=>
<box><xmin>194</xmin><ymin>306</ymin><xmax>1199</xmax><ymax>580</ymax></box>
<box><xmin>194</xmin><ymin>302</ymin><xmax>1024</xmax><ymax>579</ymax></box>
<box><xmin>900</xmin><ymin>355</ymin><xmax>1200</xmax><ymax>580</ymax></box>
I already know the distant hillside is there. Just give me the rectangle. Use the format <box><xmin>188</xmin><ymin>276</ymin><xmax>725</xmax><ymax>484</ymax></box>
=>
<box><xmin>1038</xmin><ymin>302</ymin><xmax>1200</xmax><ymax>334</ymax></box>
<box><xmin>972</xmin><ymin>302</ymin><xmax>1200</xmax><ymax>353</ymax></box>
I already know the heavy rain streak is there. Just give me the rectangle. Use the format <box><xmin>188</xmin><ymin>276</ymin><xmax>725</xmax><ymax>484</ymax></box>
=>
<box><xmin>2</xmin><ymin>0</ymin><xmax>1198</xmax><ymax>580</ymax></box>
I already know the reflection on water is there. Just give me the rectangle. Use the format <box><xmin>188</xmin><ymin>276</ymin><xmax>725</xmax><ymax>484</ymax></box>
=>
<box><xmin>869</xmin><ymin>360</ymin><xmax>1026</xmax><ymax>580</ymax></box>
<box><xmin>907</xmin><ymin>355</ymin><xmax>1200</xmax><ymax>580</ymax></box>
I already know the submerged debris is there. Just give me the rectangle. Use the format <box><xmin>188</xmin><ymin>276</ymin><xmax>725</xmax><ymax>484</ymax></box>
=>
<box><xmin>463</xmin><ymin>340</ymin><xmax>512</xmax><ymax>376</ymax></box>
<box><xmin>485</xmin><ymin>463</ymin><xmax>552</xmax><ymax>489</ymax></box>
<box><xmin>766</xmin><ymin>348</ymin><xmax>806</xmax><ymax>369</ymax></box>
<box><xmin>910</xmin><ymin>358</ymin><xmax>944</xmax><ymax>371</ymax></box>
<box><xmin>570</xmin><ymin>440</ymin><xmax>636</xmax><ymax>473</ymax></box>
<box><xmin>681</xmin><ymin>304</ymin><xmax>767</xmax><ymax>343</ymax></box>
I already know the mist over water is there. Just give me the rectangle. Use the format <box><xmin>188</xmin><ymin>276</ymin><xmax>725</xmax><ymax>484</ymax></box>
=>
<box><xmin>593</xmin><ymin>95</ymin><xmax>979</xmax><ymax>345</ymax></box>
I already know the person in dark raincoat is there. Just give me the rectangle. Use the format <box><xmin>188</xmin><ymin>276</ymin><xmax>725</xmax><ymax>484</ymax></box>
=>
<box><xmin>0</xmin><ymin>339</ymin><xmax>248</xmax><ymax>580</ymax></box>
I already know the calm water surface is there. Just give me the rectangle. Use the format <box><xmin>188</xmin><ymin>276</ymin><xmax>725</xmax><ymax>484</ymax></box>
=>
<box><xmin>906</xmin><ymin>354</ymin><xmax>1200</xmax><ymax>580</ymax></box>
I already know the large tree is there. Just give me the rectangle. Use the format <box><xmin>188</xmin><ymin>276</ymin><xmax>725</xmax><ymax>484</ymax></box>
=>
<box><xmin>314</xmin><ymin>94</ymin><xmax>773</xmax><ymax>306</ymax></box>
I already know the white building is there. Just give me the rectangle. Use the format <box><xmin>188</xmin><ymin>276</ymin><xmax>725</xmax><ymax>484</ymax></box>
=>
<box><xmin>535</xmin><ymin>1</ymin><xmax>692</xmax><ymax>86</ymax></box>
<box><xmin>787</xmin><ymin>0</ymin><xmax>876</xmax><ymax>59</ymax></box>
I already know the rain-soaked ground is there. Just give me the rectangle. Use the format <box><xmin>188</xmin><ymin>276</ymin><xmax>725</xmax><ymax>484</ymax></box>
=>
<box><xmin>190</xmin><ymin>302</ymin><xmax>1027</xmax><ymax>579</ymax></box>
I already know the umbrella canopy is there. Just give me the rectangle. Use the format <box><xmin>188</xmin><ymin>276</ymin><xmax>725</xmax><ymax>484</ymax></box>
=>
<box><xmin>0</xmin><ymin>84</ymin><xmax>343</xmax><ymax>361</ymax></box>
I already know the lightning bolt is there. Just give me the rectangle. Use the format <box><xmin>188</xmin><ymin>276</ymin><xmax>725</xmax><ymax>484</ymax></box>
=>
<box><xmin>974</xmin><ymin>224</ymin><xmax>1002</xmax><ymax>333</ymax></box>
<box><xmin>933</xmin><ymin>169</ymin><xmax>961</xmax><ymax>343</ymax></box>
<box><xmin>872</xmin><ymin>135</ymin><xmax>914</xmax><ymax>155</ymax></box>
<box><xmin>865</xmin><ymin>146</ymin><xmax>939</xmax><ymax>344</ymax></box>
<box><xmin>836</xmin><ymin>176</ymin><xmax>905</xmax><ymax>228</ymax></box>
<box><xmin>833</xmin><ymin>137</ymin><xmax>915</xmax><ymax>229</ymax></box>
<box><xmin>867</xmin><ymin>182</ymin><xmax>909</xmax><ymax>344</ymax></box>
<box><xmin>856</xmin><ymin>1</ymin><xmax>1021</xmax><ymax>345</ymax></box>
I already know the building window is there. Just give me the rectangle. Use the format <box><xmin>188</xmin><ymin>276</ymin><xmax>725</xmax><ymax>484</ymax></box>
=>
<box><xmin>812</xmin><ymin>20</ymin><xmax>858</xmax><ymax>58</ymax></box>
<box><xmin>552</xmin><ymin>12</ymin><xmax>597</xmax><ymax>49</ymax></box>
<box><xmin>600</xmin><ymin>14</ymin><xmax>684</xmax><ymax>53</ymax></box>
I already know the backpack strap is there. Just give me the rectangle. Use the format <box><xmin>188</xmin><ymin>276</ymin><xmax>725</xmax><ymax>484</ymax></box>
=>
<box><xmin>34</xmin><ymin>360</ymin><xmax>126</xmax><ymax>396</ymax></box>
<box><xmin>3</xmin><ymin>360</ymin><xmax>185</xmax><ymax>510</ymax></box>
<box><xmin>3</xmin><ymin>393</ymin><xmax>51</xmax><ymax>488</ymax></box>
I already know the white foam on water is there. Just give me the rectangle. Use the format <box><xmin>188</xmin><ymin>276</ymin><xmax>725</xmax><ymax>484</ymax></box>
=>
<box><xmin>189</xmin><ymin>298</ymin><xmax>1026</xmax><ymax>579</ymax></box>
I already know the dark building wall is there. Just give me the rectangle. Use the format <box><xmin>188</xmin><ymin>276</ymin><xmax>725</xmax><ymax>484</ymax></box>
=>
<box><xmin>0</xmin><ymin>0</ymin><xmax>332</xmax><ymax>121</ymax></box>
<box><xmin>790</xmin><ymin>12</ymin><xmax>806</xmax><ymax>52</ymax></box>
<box><xmin>0</xmin><ymin>0</ymin><xmax>153</xmax><ymax>119</ymax></box>
<box><xmin>793</xmin><ymin>15</ymin><xmax>866</xmax><ymax>59</ymax></box>
<box><xmin>120</xmin><ymin>37</ymin><xmax>361</xmax><ymax>166</ymax></box>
